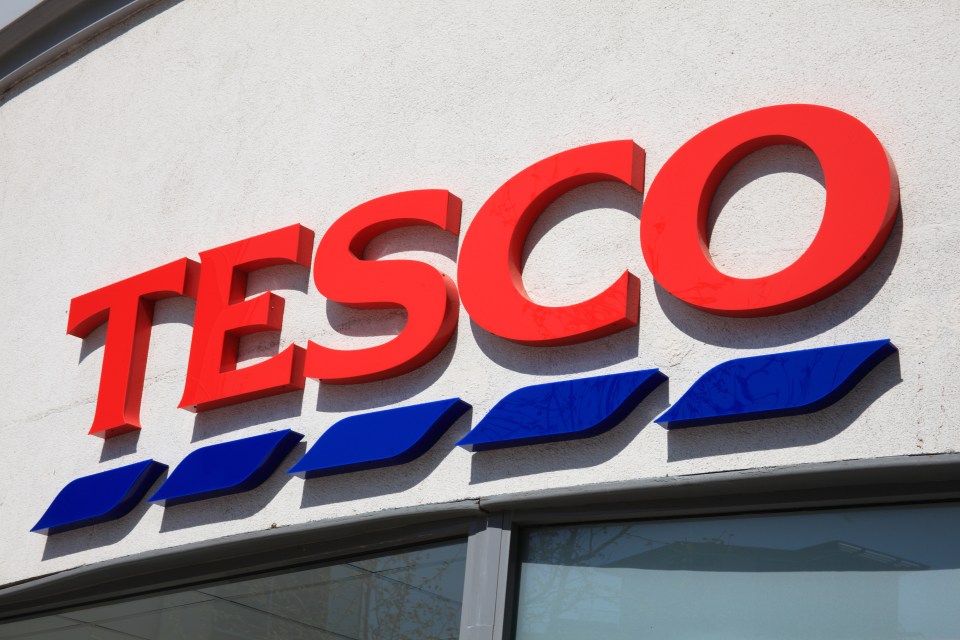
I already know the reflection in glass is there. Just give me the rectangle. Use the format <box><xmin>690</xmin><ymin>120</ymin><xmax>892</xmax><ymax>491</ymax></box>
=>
<box><xmin>0</xmin><ymin>539</ymin><xmax>467</xmax><ymax>640</ymax></box>
<box><xmin>515</xmin><ymin>503</ymin><xmax>960</xmax><ymax>639</ymax></box>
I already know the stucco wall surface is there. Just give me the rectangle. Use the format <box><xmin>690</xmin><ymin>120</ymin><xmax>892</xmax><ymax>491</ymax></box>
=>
<box><xmin>0</xmin><ymin>0</ymin><xmax>958</xmax><ymax>587</ymax></box>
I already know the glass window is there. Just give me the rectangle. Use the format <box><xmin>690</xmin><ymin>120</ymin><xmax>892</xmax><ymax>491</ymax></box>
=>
<box><xmin>0</xmin><ymin>538</ymin><xmax>467</xmax><ymax>640</ymax></box>
<box><xmin>514</xmin><ymin>503</ymin><xmax>960</xmax><ymax>639</ymax></box>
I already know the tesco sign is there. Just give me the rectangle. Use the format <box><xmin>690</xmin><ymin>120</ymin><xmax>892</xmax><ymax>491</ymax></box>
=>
<box><xmin>67</xmin><ymin>104</ymin><xmax>899</xmax><ymax>439</ymax></box>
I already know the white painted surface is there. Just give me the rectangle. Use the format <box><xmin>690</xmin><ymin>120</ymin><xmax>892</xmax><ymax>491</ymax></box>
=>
<box><xmin>0</xmin><ymin>0</ymin><xmax>957</xmax><ymax>587</ymax></box>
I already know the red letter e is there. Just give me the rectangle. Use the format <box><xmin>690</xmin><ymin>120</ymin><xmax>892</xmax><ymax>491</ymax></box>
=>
<box><xmin>179</xmin><ymin>224</ymin><xmax>314</xmax><ymax>411</ymax></box>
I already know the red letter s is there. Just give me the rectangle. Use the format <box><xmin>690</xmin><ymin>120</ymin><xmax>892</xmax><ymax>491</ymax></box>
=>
<box><xmin>305</xmin><ymin>190</ymin><xmax>461</xmax><ymax>383</ymax></box>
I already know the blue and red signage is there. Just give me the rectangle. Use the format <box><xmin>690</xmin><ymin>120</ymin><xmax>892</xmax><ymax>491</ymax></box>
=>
<box><xmin>36</xmin><ymin>104</ymin><xmax>902</xmax><ymax>534</ymax></box>
<box><xmin>34</xmin><ymin>340</ymin><xmax>897</xmax><ymax>534</ymax></box>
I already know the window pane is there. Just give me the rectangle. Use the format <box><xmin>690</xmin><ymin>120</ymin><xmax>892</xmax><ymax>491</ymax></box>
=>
<box><xmin>0</xmin><ymin>539</ymin><xmax>467</xmax><ymax>640</ymax></box>
<box><xmin>514</xmin><ymin>503</ymin><xmax>960</xmax><ymax>640</ymax></box>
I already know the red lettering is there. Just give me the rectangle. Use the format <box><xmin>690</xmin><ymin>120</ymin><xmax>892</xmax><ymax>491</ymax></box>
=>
<box><xmin>305</xmin><ymin>190</ymin><xmax>461</xmax><ymax>383</ymax></box>
<box><xmin>179</xmin><ymin>224</ymin><xmax>314</xmax><ymax>411</ymax></box>
<box><xmin>458</xmin><ymin>141</ymin><xmax>644</xmax><ymax>345</ymax></box>
<box><xmin>68</xmin><ymin>258</ymin><xmax>199</xmax><ymax>437</ymax></box>
<box><xmin>67</xmin><ymin>104</ymin><xmax>902</xmax><ymax>432</ymax></box>
<box><xmin>641</xmin><ymin>104</ymin><xmax>899</xmax><ymax>316</ymax></box>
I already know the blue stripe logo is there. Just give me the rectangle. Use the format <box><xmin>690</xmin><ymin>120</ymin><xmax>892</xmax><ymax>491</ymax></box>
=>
<box><xmin>657</xmin><ymin>340</ymin><xmax>896</xmax><ymax>429</ymax></box>
<box><xmin>457</xmin><ymin>370</ymin><xmax>665</xmax><ymax>451</ymax></box>
<box><xmin>32</xmin><ymin>460</ymin><xmax>167</xmax><ymax>534</ymax></box>
<box><xmin>149</xmin><ymin>430</ymin><xmax>303</xmax><ymax>506</ymax></box>
<box><xmin>34</xmin><ymin>340</ymin><xmax>896</xmax><ymax>533</ymax></box>
<box><xmin>289</xmin><ymin>398</ymin><xmax>470</xmax><ymax>478</ymax></box>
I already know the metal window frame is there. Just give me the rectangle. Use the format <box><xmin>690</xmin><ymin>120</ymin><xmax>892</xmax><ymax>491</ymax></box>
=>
<box><xmin>0</xmin><ymin>503</ymin><xmax>483</xmax><ymax>622</ymax></box>
<box><xmin>0</xmin><ymin>0</ymin><xmax>163</xmax><ymax>98</ymax></box>
<box><xmin>469</xmin><ymin>452</ymin><xmax>960</xmax><ymax>640</ymax></box>
<box><xmin>1</xmin><ymin>454</ymin><xmax>959</xmax><ymax>636</ymax></box>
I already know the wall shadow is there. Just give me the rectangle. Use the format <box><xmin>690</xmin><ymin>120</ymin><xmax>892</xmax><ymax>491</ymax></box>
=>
<box><xmin>152</xmin><ymin>295</ymin><xmax>196</xmax><ymax>327</ymax></box>
<box><xmin>705</xmin><ymin>144</ymin><xmax>826</xmax><ymax>239</ymax></box>
<box><xmin>99</xmin><ymin>430</ymin><xmax>140</xmax><ymax>462</ymax></box>
<box><xmin>78</xmin><ymin>323</ymin><xmax>106</xmax><ymax>363</ymax></box>
<box><xmin>471</xmin><ymin>321</ymin><xmax>640</xmax><ymax>376</ymax></box>
<box><xmin>314</xmin><ymin>329</ymin><xmax>458</xmax><ymax>413</ymax></box>
<box><xmin>191</xmin><ymin>391</ymin><xmax>303</xmax><ymax>442</ymax></box>
<box><xmin>245</xmin><ymin>263</ymin><xmax>310</xmax><ymax>296</ymax></box>
<box><xmin>158</xmin><ymin>441</ymin><xmax>306</xmax><ymax>533</ymax></box>
<box><xmin>666</xmin><ymin>350</ymin><xmax>902</xmax><ymax>461</ymax></box>
<box><xmin>520</xmin><ymin>180</ymin><xmax>642</xmax><ymax>265</ymax></box>
<box><xmin>468</xmin><ymin>380</ymin><xmax>670</xmax><ymax>484</ymax></box>
<box><xmin>41</xmin><ymin>468</ymin><xmax>168</xmax><ymax>561</ymax></box>
<box><xmin>299</xmin><ymin>407</ymin><xmax>473</xmax><ymax>508</ymax></box>
<box><xmin>324</xmin><ymin>302</ymin><xmax>406</xmax><ymax>339</ymax></box>
<box><xmin>363</xmin><ymin>224</ymin><xmax>460</xmax><ymax>263</ymax></box>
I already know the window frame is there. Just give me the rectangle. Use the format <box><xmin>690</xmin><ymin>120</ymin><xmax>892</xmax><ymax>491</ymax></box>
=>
<box><xmin>477</xmin><ymin>453</ymin><xmax>960</xmax><ymax>640</ymax></box>
<box><xmin>1</xmin><ymin>453</ymin><xmax>959</xmax><ymax>640</ymax></box>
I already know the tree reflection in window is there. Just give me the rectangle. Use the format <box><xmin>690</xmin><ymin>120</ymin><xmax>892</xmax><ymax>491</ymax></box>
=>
<box><xmin>0</xmin><ymin>540</ymin><xmax>467</xmax><ymax>640</ymax></box>
<box><xmin>515</xmin><ymin>504</ymin><xmax>960</xmax><ymax>640</ymax></box>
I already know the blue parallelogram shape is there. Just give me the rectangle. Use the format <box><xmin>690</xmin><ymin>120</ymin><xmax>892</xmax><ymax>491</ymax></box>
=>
<box><xmin>150</xmin><ymin>429</ymin><xmax>302</xmax><ymax>506</ymax></box>
<box><xmin>289</xmin><ymin>399</ymin><xmax>470</xmax><ymax>478</ymax></box>
<box><xmin>657</xmin><ymin>339</ymin><xmax>897</xmax><ymax>429</ymax></box>
<box><xmin>457</xmin><ymin>369</ymin><xmax>666</xmax><ymax>452</ymax></box>
<box><xmin>32</xmin><ymin>460</ymin><xmax>167</xmax><ymax>535</ymax></box>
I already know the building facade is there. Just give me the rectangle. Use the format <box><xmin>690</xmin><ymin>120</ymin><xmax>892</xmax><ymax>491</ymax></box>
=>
<box><xmin>0</xmin><ymin>1</ymin><xmax>958</xmax><ymax>638</ymax></box>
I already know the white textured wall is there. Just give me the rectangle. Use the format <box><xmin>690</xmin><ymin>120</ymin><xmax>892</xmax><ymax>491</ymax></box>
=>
<box><xmin>0</xmin><ymin>0</ymin><xmax>957</xmax><ymax>587</ymax></box>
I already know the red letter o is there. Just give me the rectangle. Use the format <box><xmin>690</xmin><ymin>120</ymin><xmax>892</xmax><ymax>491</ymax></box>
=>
<box><xmin>641</xmin><ymin>104</ymin><xmax>899</xmax><ymax>316</ymax></box>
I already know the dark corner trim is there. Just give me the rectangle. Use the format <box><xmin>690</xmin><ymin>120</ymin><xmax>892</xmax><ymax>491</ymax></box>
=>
<box><xmin>0</xmin><ymin>0</ymin><xmax>158</xmax><ymax>97</ymax></box>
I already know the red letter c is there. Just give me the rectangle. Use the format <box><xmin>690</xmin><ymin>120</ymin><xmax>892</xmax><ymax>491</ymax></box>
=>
<box><xmin>459</xmin><ymin>141</ymin><xmax>644</xmax><ymax>345</ymax></box>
